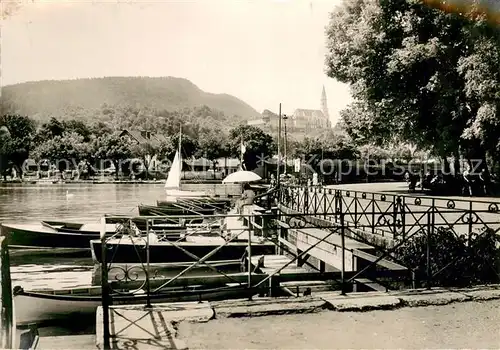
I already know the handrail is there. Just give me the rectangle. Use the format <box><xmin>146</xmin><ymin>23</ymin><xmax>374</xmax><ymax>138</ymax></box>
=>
<box><xmin>282</xmin><ymin>184</ymin><xmax>500</xmax><ymax>205</ymax></box>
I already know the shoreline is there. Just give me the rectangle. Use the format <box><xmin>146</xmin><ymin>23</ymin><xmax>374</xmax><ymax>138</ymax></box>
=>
<box><xmin>94</xmin><ymin>284</ymin><xmax>500</xmax><ymax>349</ymax></box>
<box><xmin>0</xmin><ymin>179</ymin><xmax>224</xmax><ymax>185</ymax></box>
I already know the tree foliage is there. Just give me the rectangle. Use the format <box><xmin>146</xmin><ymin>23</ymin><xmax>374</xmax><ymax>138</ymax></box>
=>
<box><xmin>397</xmin><ymin>228</ymin><xmax>499</xmax><ymax>287</ymax></box>
<box><xmin>0</xmin><ymin>115</ymin><xmax>36</xmax><ymax>175</ymax></box>
<box><xmin>31</xmin><ymin>132</ymin><xmax>91</xmax><ymax>171</ymax></box>
<box><xmin>196</xmin><ymin>130</ymin><xmax>230</xmax><ymax>164</ymax></box>
<box><xmin>326</xmin><ymin>0</ymin><xmax>500</xmax><ymax>170</ymax></box>
<box><xmin>92</xmin><ymin>133</ymin><xmax>133</xmax><ymax>177</ymax></box>
<box><xmin>229</xmin><ymin>125</ymin><xmax>276</xmax><ymax>171</ymax></box>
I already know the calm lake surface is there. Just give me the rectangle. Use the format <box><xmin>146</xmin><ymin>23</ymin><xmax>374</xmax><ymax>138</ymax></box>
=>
<box><xmin>0</xmin><ymin>183</ymin><xmax>168</xmax><ymax>290</ymax></box>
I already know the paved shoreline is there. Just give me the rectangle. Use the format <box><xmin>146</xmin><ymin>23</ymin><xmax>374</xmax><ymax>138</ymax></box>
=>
<box><xmin>95</xmin><ymin>284</ymin><xmax>500</xmax><ymax>349</ymax></box>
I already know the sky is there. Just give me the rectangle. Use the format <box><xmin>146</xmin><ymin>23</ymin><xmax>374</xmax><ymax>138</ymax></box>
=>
<box><xmin>0</xmin><ymin>0</ymin><xmax>352</xmax><ymax>124</ymax></box>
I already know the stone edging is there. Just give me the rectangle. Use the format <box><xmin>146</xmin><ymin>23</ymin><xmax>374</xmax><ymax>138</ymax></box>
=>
<box><xmin>206</xmin><ymin>285</ymin><xmax>500</xmax><ymax>318</ymax></box>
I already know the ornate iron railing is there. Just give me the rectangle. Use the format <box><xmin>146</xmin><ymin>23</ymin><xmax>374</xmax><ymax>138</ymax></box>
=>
<box><xmin>278</xmin><ymin>185</ymin><xmax>500</xmax><ymax>290</ymax></box>
<box><xmin>97</xmin><ymin>190</ymin><xmax>500</xmax><ymax>347</ymax></box>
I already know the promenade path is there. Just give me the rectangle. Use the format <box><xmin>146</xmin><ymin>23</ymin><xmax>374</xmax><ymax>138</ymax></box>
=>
<box><xmin>179</xmin><ymin>298</ymin><xmax>500</xmax><ymax>349</ymax></box>
<box><xmin>283</xmin><ymin>182</ymin><xmax>500</xmax><ymax>239</ymax></box>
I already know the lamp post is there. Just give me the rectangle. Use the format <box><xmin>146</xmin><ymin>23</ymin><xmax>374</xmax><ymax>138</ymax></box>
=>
<box><xmin>277</xmin><ymin>103</ymin><xmax>282</xmax><ymax>182</ymax></box>
<box><xmin>283</xmin><ymin>114</ymin><xmax>288</xmax><ymax>175</ymax></box>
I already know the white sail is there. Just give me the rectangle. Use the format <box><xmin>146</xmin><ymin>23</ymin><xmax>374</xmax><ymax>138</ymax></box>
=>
<box><xmin>164</xmin><ymin>150</ymin><xmax>181</xmax><ymax>190</ymax></box>
<box><xmin>164</xmin><ymin>127</ymin><xmax>211</xmax><ymax>201</ymax></box>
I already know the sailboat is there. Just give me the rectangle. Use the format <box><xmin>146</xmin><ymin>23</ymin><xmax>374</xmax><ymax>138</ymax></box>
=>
<box><xmin>164</xmin><ymin>127</ymin><xmax>211</xmax><ymax>202</ymax></box>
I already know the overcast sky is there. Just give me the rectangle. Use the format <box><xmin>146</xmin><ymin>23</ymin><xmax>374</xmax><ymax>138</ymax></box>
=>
<box><xmin>1</xmin><ymin>0</ymin><xmax>353</xmax><ymax>124</ymax></box>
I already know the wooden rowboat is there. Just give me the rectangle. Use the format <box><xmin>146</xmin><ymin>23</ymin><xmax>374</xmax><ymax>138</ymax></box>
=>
<box><xmin>13</xmin><ymin>283</ymin><xmax>259</xmax><ymax>325</ymax></box>
<box><xmin>0</xmin><ymin>220</ymin><xmax>184</xmax><ymax>250</ymax></box>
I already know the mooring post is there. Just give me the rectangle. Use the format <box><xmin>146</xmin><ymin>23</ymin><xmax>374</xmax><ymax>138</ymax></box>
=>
<box><xmin>1</xmin><ymin>237</ymin><xmax>13</xmax><ymax>350</ymax></box>
<box><xmin>100</xmin><ymin>217</ymin><xmax>111</xmax><ymax>350</ymax></box>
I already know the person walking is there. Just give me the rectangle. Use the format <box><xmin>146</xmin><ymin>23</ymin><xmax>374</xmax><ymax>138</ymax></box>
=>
<box><xmin>463</xmin><ymin>166</ymin><xmax>472</xmax><ymax>196</ymax></box>
<box><xmin>237</xmin><ymin>183</ymin><xmax>256</xmax><ymax>217</ymax></box>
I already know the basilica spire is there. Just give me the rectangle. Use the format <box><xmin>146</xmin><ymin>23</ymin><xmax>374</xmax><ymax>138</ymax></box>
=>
<box><xmin>321</xmin><ymin>85</ymin><xmax>330</xmax><ymax>127</ymax></box>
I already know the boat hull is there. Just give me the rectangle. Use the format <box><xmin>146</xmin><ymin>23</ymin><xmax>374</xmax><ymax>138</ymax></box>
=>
<box><xmin>90</xmin><ymin>239</ymin><xmax>276</xmax><ymax>264</ymax></box>
<box><xmin>0</xmin><ymin>223</ymin><xmax>104</xmax><ymax>249</ymax></box>
<box><xmin>15</xmin><ymin>286</ymin><xmax>258</xmax><ymax>325</ymax></box>
<box><xmin>157</xmin><ymin>199</ymin><xmax>232</xmax><ymax>211</ymax></box>
<box><xmin>137</xmin><ymin>205</ymin><xmax>217</xmax><ymax>217</ymax></box>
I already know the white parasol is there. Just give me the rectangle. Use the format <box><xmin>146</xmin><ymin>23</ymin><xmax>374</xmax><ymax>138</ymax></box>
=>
<box><xmin>222</xmin><ymin>170</ymin><xmax>262</xmax><ymax>184</ymax></box>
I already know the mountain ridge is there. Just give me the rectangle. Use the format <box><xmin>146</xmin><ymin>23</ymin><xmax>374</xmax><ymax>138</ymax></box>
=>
<box><xmin>0</xmin><ymin>76</ymin><xmax>260</xmax><ymax>122</ymax></box>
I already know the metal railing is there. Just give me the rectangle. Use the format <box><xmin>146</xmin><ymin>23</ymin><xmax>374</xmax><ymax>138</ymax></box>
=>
<box><xmin>97</xmin><ymin>188</ymin><xmax>500</xmax><ymax>347</ymax></box>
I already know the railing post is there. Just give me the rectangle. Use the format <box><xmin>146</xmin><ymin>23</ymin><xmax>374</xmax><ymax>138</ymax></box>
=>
<box><xmin>393</xmin><ymin>196</ymin><xmax>399</xmax><ymax>239</ymax></box>
<box><xmin>426</xmin><ymin>201</ymin><xmax>435</xmax><ymax>290</ymax></box>
<box><xmin>338</xmin><ymin>193</ymin><xmax>347</xmax><ymax>295</ymax></box>
<box><xmin>401</xmin><ymin>196</ymin><xmax>406</xmax><ymax>240</ymax></box>
<box><xmin>1</xmin><ymin>237</ymin><xmax>13</xmax><ymax>350</ymax></box>
<box><xmin>468</xmin><ymin>201</ymin><xmax>473</xmax><ymax>244</ymax></box>
<box><xmin>247</xmin><ymin>220</ymin><xmax>252</xmax><ymax>299</ymax></box>
<box><xmin>145</xmin><ymin>218</ymin><xmax>151</xmax><ymax>308</ymax></box>
<box><xmin>354</xmin><ymin>192</ymin><xmax>358</xmax><ymax>228</ymax></box>
<box><xmin>371</xmin><ymin>194</ymin><xmax>376</xmax><ymax>235</ymax></box>
<box><xmin>313</xmin><ymin>187</ymin><xmax>318</xmax><ymax>215</ymax></box>
<box><xmin>304</xmin><ymin>186</ymin><xmax>309</xmax><ymax>214</ymax></box>
<box><xmin>323</xmin><ymin>188</ymin><xmax>327</xmax><ymax>219</ymax></box>
<box><xmin>100</xmin><ymin>217</ymin><xmax>111</xmax><ymax>350</ymax></box>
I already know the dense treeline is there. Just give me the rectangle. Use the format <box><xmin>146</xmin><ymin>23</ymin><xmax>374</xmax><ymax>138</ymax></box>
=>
<box><xmin>0</xmin><ymin>106</ymin><xmax>429</xmax><ymax>181</ymax></box>
<box><xmin>0</xmin><ymin>107</ymin><xmax>281</xmax><ymax>179</ymax></box>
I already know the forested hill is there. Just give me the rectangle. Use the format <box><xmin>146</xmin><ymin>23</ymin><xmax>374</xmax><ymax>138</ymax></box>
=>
<box><xmin>0</xmin><ymin>76</ymin><xmax>259</xmax><ymax>122</ymax></box>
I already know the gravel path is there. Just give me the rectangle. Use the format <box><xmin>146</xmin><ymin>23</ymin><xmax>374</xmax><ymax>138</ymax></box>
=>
<box><xmin>179</xmin><ymin>299</ymin><xmax>500</xmax><ymax>349</ymax></box>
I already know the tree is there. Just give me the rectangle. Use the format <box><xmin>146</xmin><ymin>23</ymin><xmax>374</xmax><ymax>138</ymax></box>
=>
<box><xmin>36</xmin><ymin>117</ymin><xmax>66</xmax><ymax>141</ymax></box>
<box><xmin>196</xmin><ymin>131</ymin><xmax>230</xmax><ymax>175</ymax></box>
<box><xmin>88</xmin><ymin>121</ymin><xmax>113</xmax><ymax>137</ymax></box>
<box><xmin>229</xmin><ymin>125</ymin><xmax>276</xmax><ymax>171</ymax></box>
<box><xmin>92</xmin><ymin>133</ymin><xmax>133</xmax><ymax>179</ymax></box>
<box><xmin>63</xmin><ymin>119</ymin><xmax>92</xmax><ymax>142</ymax></box>
<box><xmin>0</xmin><ymin>126</ymin><xmax>11</xmax><ymax>179</ymax></box>
<box><xmin>325</xmin><ymin>0</ymin><xmax>500</xmax><ymax>174</ymax></box>
<box><xmin>0</xmin><ymin>115</ymin><xmax>36</xmax><ymax>177</ymax></box>
<box><xmin>170</xmin><ymin>133</ymin><xmax>199</xmax><ymax>160</ymax></box>
<box><xmin>130</xmin><ymin>142</ymin><xmax>158</xmax><ymax>179</ymax></box>
<box><xmin>31</xmin><ymin>132</ymin><xmax>91</xmax><ymax>174</ymax></box>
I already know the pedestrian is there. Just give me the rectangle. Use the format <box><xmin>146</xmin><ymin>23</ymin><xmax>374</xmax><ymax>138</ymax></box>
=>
<box><xmin>237</xmin><ymin>183</ymin><xmax>256</xmax><ymax>217</ymax></box>
<box><xmin>463</xmin><ymin>165</ymin><xmax>472</xmax><ymax>196</ymax></box>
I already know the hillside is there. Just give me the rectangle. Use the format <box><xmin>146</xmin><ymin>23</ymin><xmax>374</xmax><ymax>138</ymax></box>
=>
<box><xmin>0</xmin><ymin>77</ymin><xmax>260</xmax><ymax>122</ymax></box>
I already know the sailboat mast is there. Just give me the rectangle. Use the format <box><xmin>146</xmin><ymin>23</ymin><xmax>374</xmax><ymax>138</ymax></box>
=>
<box><xmin>179</xmin><ymin>125</ymin><xmax>182</xmax><ymax>157</ymax></box>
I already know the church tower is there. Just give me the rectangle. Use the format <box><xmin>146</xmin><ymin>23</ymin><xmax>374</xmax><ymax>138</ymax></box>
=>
<box><xmin>321</xmin><ymin>85</ymin><xmax>330</xmax><ymax>128</ymax></box>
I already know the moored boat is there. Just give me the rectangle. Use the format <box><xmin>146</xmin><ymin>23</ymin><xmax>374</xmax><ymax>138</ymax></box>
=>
<box><xmin>137</xmin><ymin>204</ymin><xmax>217</xmax><ymax>217</ymax></box>
<box><xmin>13</xmin><ymin>283</ymin><xmax>260</xmax><ymax>325</ymax></box>
<box><xmin>0</xmin><ymin>220</ymin><xmax>185</xmax><ymax>250</ymax></box>
<box><xmin>0</xmin><ymin>222</ymin><xmax>118</xmax><ymax>249</ymax></box>
<box><xmin>157</xmin><ymin>198</ymin><xmax>232</xmax><ymax>211</ymax></box>
<box><xmin>90</xmin><ymin>235</ymin><xmax>276</xmax><ymax>264</ymax></box>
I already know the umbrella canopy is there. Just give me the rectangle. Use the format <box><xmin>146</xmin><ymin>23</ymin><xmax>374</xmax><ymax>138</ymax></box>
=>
<box><xmin>222</xmin><ymin>171</ymin><xmax>262</xmax><ymax>184</ymax></box>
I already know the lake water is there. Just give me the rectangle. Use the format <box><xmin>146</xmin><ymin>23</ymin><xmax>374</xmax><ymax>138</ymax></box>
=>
<box><xmin>0</xmin><ymin>183</ymin><xmax>168</xmax><ymax>290</ymax></box>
